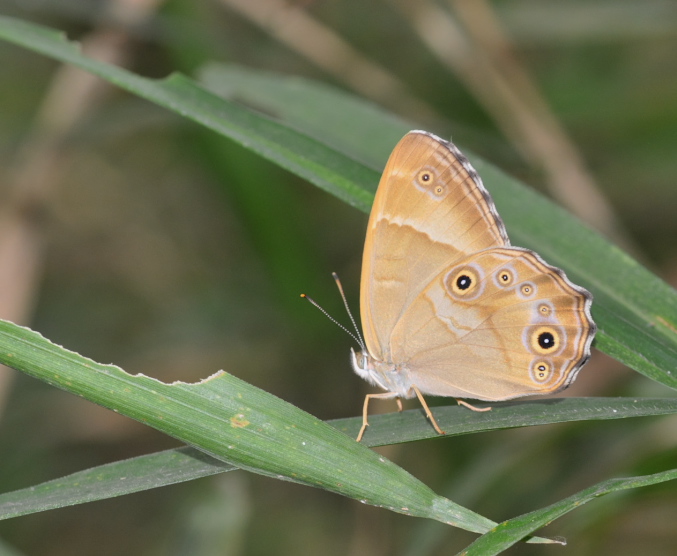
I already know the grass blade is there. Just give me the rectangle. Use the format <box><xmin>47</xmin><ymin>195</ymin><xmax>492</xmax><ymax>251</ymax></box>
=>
<box><xmin>458</xmin><ymin>468</ymin><xmax>677</xmax><ymax>555</ymax></box>
<box><xmin>0</xmin><ymin>448</ymin><xmax>233</xmax><ymax>520</ymax></box>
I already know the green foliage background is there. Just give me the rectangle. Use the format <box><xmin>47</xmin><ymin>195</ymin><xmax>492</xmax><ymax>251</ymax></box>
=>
<box><xmin>0</xmin><ymin>1</ymin><xmax>676</xmax><ymax>555</ymax></box>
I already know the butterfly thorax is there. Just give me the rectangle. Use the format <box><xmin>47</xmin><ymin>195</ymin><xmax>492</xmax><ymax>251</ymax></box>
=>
<box><xmin>350</xmin><ymin>348</ymin><xmax>415</xmax><ymax>398</ymax></box>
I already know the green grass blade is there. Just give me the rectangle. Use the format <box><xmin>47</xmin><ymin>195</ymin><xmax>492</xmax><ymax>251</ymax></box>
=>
<box><xmin>0</xmin><ymin>448</ymin><xmax>234</xmax><ymax>520</ymax></box>
<box><xmin>198</xmin><ymin>62</ymin><xmax>411</xmax><ymax>168</ymax></box>
<box><xmin>0</xmin><ymin>319</ymin><xmax>498</xmax><ymax>535</ymax></box>
<box><xmin>0</xmin><ymin>15</ymin><xmax>375</xmax><ymax>212</ymax></box>
<box><xmin>458</xmin><ymin>468</ymin><xmax>677</xmax><ymax>555</ymax></box>
<box><xmin>331</xmin><ymin>397</ymin><xmax>677</xmax><ymax>445</ymax></box>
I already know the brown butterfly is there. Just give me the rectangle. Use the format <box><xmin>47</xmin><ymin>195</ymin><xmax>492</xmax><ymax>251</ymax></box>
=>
<box><xmin>351</xmin><ymin>131</ymin><xmax>595</xmax><ymax>441</ymax></box>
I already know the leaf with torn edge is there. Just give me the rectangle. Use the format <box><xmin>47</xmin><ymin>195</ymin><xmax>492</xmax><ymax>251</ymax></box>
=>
<box><xmin>0</xmin><ymin>318</ymin><xmax>556</xmax><ymax>542</ymax></box>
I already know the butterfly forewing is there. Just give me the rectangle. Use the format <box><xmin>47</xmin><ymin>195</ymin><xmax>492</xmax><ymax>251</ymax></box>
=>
<box><xmin>360</xmin><ymin>131</ymin><xmax>510</xmax><ymax>361</ymax></box>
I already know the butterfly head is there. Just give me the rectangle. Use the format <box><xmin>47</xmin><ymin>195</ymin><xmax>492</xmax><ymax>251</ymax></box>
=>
<box><xmin>350</xmin><ymin>348</ymin><xmax>373</xmax><ymax>381</ymax></box>
<box><xmin>351</xmin><ymin>348</ymin><xmax>391</xmax><ymax>391</ymax></box>
<box><xmin>350</xmin><ymin>347</ymin><xmax>412</xmax><ymax>396</ymax></box>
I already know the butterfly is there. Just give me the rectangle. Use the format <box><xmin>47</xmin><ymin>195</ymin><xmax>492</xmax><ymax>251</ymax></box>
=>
<box><xmin>350</xmin><ymin>131</ymin><xmax>595</xmax><ymax>441</ymax></box>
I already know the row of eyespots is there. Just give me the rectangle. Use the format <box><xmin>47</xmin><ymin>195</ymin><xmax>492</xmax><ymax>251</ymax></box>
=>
<box><xmin>443</xmin><ymin>264</ymin><xmax>566</xmax><ymax>386</ymax></box>
<box><xmin>445</xmin><ymin>264</ymin><xmax>543</xmax><ymax>303</ymax></box>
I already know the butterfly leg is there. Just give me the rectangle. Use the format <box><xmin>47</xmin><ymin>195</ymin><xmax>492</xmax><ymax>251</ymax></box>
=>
<box><xmin>411</xmin><ymin>385</ymin><xmax>445</xmax><ymax>436</ymax></box>
<box><xmin>357</xmin><ymin>392</ymin><xmax>400</xmax><ymax>442</ymax></box>
<box><xmin>456</xmin><ymin>399</ymin><xmax>492</xmax><ymax>412</ymax></box>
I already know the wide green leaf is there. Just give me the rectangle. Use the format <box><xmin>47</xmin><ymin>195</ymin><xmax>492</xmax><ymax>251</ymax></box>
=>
<box><xmin>0</xmin><ymin>319</ymin><xmax>501</xmax><ymax>536</ymax></box>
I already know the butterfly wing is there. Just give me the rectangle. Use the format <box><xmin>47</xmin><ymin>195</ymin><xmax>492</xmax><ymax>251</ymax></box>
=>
<box><xmin>361</xmin><ymin>131</ymin><xmax>509</xmax><ymax>362</ymax></box>
<box><xmin>389</xmin><ymin>247</ymin><xmax>595</xmax><ymax>400</ymax></box>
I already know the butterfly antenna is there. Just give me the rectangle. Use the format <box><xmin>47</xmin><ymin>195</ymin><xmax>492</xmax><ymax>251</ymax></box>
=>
<box><xmin>331</xmin><ymin>272</ymin><xmax>366</xmax><ymax>351</ymax></box>
<box><xmin>301</xmin><ymin>292</ymin><xmax>364</xmax><ymax>349</ymax></box>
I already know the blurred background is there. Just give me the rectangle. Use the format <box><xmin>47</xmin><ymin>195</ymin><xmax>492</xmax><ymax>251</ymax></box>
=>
<box><xmin>0</xmin><ymin>0</ymin><xmax>676</xmax><ymax>554</ymax></box>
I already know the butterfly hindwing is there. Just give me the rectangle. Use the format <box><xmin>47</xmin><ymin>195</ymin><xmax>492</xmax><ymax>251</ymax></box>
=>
<box><xmin>388</xmin><ymin>247</ymin><xmax>595</xmax><ymax>399</ymax></box>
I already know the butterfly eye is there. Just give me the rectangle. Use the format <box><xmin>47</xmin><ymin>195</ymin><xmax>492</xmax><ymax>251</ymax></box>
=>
<box><xmin>529</xmin><ymin>360</ymin><xmax>553</xmax><ymax>384</ymax></box>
